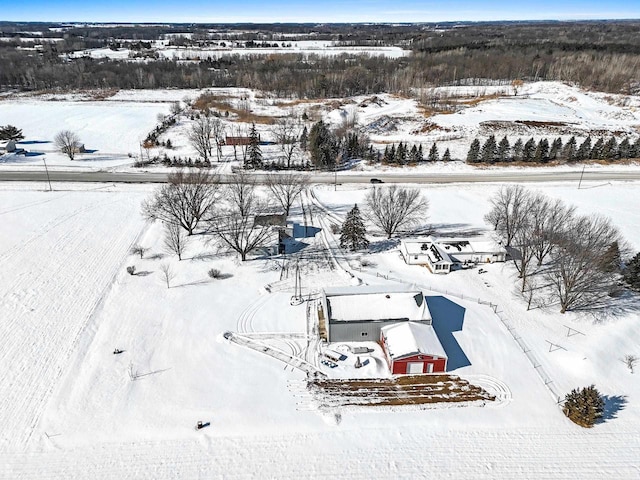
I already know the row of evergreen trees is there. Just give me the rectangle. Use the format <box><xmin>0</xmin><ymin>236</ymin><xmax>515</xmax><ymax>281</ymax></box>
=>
<box><xmin>378</xmin><ymin>142</ymin><xmax>451</xmax><ymax>164</ymax></box>
<box><xmin>467</xmin><ymin>134</ymin><xmax>640</xmax><ymax>164</ymax></box>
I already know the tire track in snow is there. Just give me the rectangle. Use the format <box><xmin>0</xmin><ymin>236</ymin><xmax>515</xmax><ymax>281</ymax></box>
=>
<box><xmin>0</xmin><ymin>191</ymin><xmax>146</xmax><ymax>449</ymax></box>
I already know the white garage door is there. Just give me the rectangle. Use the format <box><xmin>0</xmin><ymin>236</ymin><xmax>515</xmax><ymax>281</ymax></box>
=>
<box><xmin>407</xmin><ymin>362</ymin><xmax>424</xmax><ymax>374</ymax></box>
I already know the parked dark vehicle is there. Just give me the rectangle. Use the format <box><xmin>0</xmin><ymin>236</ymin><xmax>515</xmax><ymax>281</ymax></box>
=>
<box><xmin>370</xmin><ymin>178</ymin><xmax>383</xmax><ymax>184</ymax></box>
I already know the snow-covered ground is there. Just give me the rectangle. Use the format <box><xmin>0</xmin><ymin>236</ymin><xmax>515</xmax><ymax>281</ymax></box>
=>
<box><xmin>1</xmin><ymin>179</ymin><xmax>639</xmax><ymax>478</ymax></box>
<box><xmin>2</xmin><ymin>81</ymin><xmax>639</xmax><ymax>173</ymax></box>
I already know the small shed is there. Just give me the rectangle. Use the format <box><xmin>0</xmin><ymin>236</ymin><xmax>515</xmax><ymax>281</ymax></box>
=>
<box><xmin>0</xmin><ymin>140</ymin><xmax>17</xmax><ymax>153</ymax></box>
<box><xmin>381</xmin><ymin>321</ymin><xmax>447</xmax><ymax>375</ymax></box>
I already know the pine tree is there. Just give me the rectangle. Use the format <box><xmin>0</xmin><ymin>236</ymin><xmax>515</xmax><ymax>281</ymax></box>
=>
<box><xmin>389</xmin><ymin>144</ymin><xmax>396</xmax><ymax>164</ymax></box>
<box><xmin>618</xmin><ymin>137</ymin><xmax>631</xmax><ymax>160</ymax></box>
<box><xmin>624</xmin><ymin>252</ymin><xmax>640</xmax><ymax>291</ymax></box>
<box><xmin>534</xmin><ymin>138</ymin><xmax>550</xmax><ymax>163</ymax></box>
<box><xmin>512</xmin><ymin>138</ymin><xmax>524</xmax><ymax>161</ymax></box>
<box><xmin>522</xmin><ymin>137</ymin><xmax>536</xmax><ymax>162</ymax></box>
<box><xmin>442</xmin><ymin>148</ymin><xmax>451</xmax><ymax>162</ymax></box>
<box><xmin>409</xmin><ymin>145</ymin><xmax>418</xmax><ymax>163</ymax></box>
<box><xmin>466</xmin><ymin>139</ymin><xmax>481</xmax><ymax>163</ymax></box>
<box><xmin>576</xmin><ymin>136</ymin><xmax>592</xmax><ymax>161</ymax></box>
<box><xmin>562</xmin><ymin>136</ymin><xmax>577</xmax><ymax>162</ymax></box>
<box><xmin>563</xmin><ymin>385</ymin><xmax>605</xmax><ymax>428</ymax></box>
<box><xmin>244</xmin><ymin>123</ymin><xmax>262</xmax><ymax>169</ymax></box>
<box><xmin>428</xmin><ymin>142</ymin><xmax>439</xmax><ymax>162</ymax></box>
<box><xmin>604</xmin><ymin>137</ymin><xmax>619</xmax><ymax>160</ymax></box>
<box><xmin>396</xmin><ymin>142</ymin><xmax>407</xmax><ymax>164</ymax></box>
<box><xmin>480</xmin><ymin>135</ymin><xmax>497</xmax><ymax>163</ymax></box>
<box><xmin>417</xmin><ymin>144</ymin><xmax>424</xmax><ymax>162</ymax></box>
<box><xmin>497</xmin><ymin>136</ymin><xmax>510</xmax><ymax>162</ymax></box>
<box><xmin>383</xmin><ymin>145</ymin><xmax>391</xmax><ymax>163</ymax></box>
<box><xmin>299</xmin><ymin>126</ymin><xmax>308</xmax><ymax>151</ymax></box>
<box><xmin>549</xmin><ymin>137</ymin><xmax>563</xmax><ymax>160</ymax></box>
<box><xmin>632</xmin><ymin>138</ymin><xmax>640</xmax><ymax>159</ymax></box>
<box><xmin>339</xmin><ymin>204</ymin><xmax>369</xmax><ymax>252</ymax></box>
<box><xmin>0</xmin><ymin>125</ymin><xmax>24</xmax><ymax>141</ymax></box>
<box><xmin>591</xmin><ymin>137</ymin><xmax>605</xmax><ymax>160</ymax></box>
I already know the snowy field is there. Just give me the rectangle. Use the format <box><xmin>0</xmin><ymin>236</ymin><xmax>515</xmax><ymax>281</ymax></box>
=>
<box><xmin>2</xmin><ymin>81</ymin><xmax>640</xmax><ymax>174</ymax></box>
<box><xmin>1</xmin><ymin>179</ymin><xmax>639</xmax><ymax>478</ymax></box>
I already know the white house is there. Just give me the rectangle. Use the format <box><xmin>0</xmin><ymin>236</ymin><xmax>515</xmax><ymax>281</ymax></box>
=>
<box><xmin>400</xmin><ymin>236</ymin><xmax>507</xmax><ymax>273</ymax></box>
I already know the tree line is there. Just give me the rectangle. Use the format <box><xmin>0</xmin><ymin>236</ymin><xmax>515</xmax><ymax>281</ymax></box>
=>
<box><xmin>2</xmin><ymin>21</ymin><xmax>640</xmax><ymax>96</ymax></box>
<box><xmin>485</xmin><ymin>185</ymin><xmax>633</xmax><ymax>313</ymax></box>
<box><xmin>467</xmin><ymin>135</ymin><xmax>640</xmax><ymax>164</ymax></box>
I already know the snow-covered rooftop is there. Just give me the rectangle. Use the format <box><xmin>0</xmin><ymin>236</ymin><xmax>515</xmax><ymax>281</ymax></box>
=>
<box><xmin>382</xmin><ymin>321</ymin><xmax>447</xmax><ymax>360</ymax></box>
<box><xmin>324</xmin><ymin>285</ymin><xmax>430</xmax><ymax>323</ymax></box>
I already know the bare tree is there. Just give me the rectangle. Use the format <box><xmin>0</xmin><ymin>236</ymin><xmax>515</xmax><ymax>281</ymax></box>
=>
<box><xmin>230</xmin><ymin>124</ymin><xmax>249</xmax><ymax>162</ymax></box>
<box><xmin>170</xmin><ymin>101</ymin><xmax>182</xmax><ymax>116</ymax></box>
<box><xmin>187</xmin><ymin>115</ymin><xmax>214</xmax><ymax>163</ymax></box>
<box><xmin>484</xmin><ymin>185</ymin><xmax>530</xmax><ymax>246</ymax></box>
<box><xmin>163</xmin><ymin>221</ymin><xmax>188</xmax><ymax>260</ymax></box>
<box><xmin>54</xmin><ymin>130</ymin><xmax>81</xmax><ymax>160</ymax></box>
<box><xmin>364</xmin><ymin>186</ymin><xmax>429</xmax><ymax>239</ymax></box>
<box><xmin>159</xmin><ymin>263</ymin><xmax>175</xmax><ymax>288</ymax></box>
<box><xmin>227</xmin><ymin>171</ymin><xmax>258</xmax><ymax>217</ymax></box>
<box><xmin>545</xmin><ymin>214</ymin><xmax>622</xmax><ymax>313</ymax></box>
<box><xmin>211</xmin><ymin>116</ymin><xmax>226</xmax><ymax>162</ymax></box>
<box><xmin>131</xmin><ymin>245</ymin><xmax>149</xmax><ymax>259</ymax></box>
<box><xmin>272</xmin><ymin>117</ymin><xmax>301</xmax><ymax>168</ymax></box>
<box><xmin>509</xmin><ymin>213</ymin><xmax>537</xmax><ymax>293</ymax></box>
<box><xmin>623</xmin><ymin>354</ymin><xmax>638</xmax><ymax>373</ymax></box>
<box><xmin>530</xmin><ymin>196</ymin><xmax>575</xmax><ymax>267</ymax></box>
<box><xmin>142</xmin><ymin>169</ymin><xmax>220</xmax><ymax>235</ymax></box>
<box><xmin>207</xmin><ymin>182</ymin><xmax>273</xmax><ymax>261</ymax></box>
<box><xmin>266</xmin><ymin>172</ymin><xmax>309</xmax><ymax>216</ymax></box>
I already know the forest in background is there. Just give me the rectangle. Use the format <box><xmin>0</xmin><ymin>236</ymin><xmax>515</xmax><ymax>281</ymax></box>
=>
<box><xmin>1</xmin><ymin>20</ymin><xmax>639</xmax><ymax>97</ymax></box>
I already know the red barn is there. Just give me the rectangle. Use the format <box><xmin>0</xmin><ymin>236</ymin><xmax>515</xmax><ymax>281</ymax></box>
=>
<box><xmin>381</xmin><ymin>322</ymin><xmax>447</xmax><ymax>375</ymax></box>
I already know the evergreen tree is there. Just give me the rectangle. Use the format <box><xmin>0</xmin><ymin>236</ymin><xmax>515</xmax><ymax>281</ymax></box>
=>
<box><xmin>308</xmin><ymin>120</ymin><xmax>337</xmax><ymax>168</ymax></box>
<box><xmin>604</xmin><ymin>137</ymin><xmax>619</xmax><ymax>160</ymax></box>
<box><xmin>512</xmin><ymin>138</ymin><xmax>524</xmax><ymax>161</ymax></box>
<box><xmin>396</xmin><ymin>142</ymin><xmax>407</xmax><ymax>164</ymax></box>
<box><xmin>549</xmin><ymin>137</ymin><xmax>563</xmax><ymax>160</ymax></box>
<box><xmin>497</xmin><ymin>136</ymin><xmax>510</xmax><ymax>162</ymax></box>
<box><xmin>389</xmin><ymin>144</ymin><xmax>396</xmax><ymax>164</ymax></box>
<box><xmin>618</xmin><ymin>137</ymin><xmax>631</xmax><ymax>160</ymax></box>
<box><xmin>522</xmin><ymin>137</ymin><xmax>536</xmax><ymax>162</ymax></box>
<box><xmin>245</xmin><ymin>123</ymin><xmax>262</xmax><ymax>169</ymax></box>
<box><xmin>299</xmin><ymin>126</ymin><xmax>308</xmax><ymax>151</ymax></box>
<box><xmin>428</xmin><ymin>142</ymin><xmax>439</xmax><ymax>162</ymax></box>
<box><xmin>0</xmin><ymin>125</ymin><xmax>24</xmax><ymax>141</ymax></box>
<box><xmin>576</xmin><ymin>136</ymin><xmax>592</xmax><ymax>161</ymax></box>
<box><xmin>624</xmin><ymin>252</ymin><xmax>640</xmax><ymax>291</ymax></box>
<box><xmin>442</xmin><ymin>148</ymin><xmax>451</xmax><ymax>162</ymax></box>
<box><xmin>383</xmin><ymin>145</ymin><xmax>391</xmax><ymax>163</ymax></box>
<box><xmin>480</xmin><ymin>135</ymin><xmax>497</xmax><ymax>163</ymax></box>
<box><xmin>562</xmin><ymin>136</ymin><xmax>577</xmax><ymax>162</ymax></box>
<box><xmin>591</xmin><ymin>137</ymin><xmax>605</xmax><ymax>160</ymax></box>
<box><xmin>466</xmin><ymin>138</ymin><xmax>481</xmax><ymax>163</ymax></box>
<box><xmin>563</xmin><ymin>385</ymin><xmax>605</xmax><ymax>428</ymax></box>
<box><xmin>632</xmin><ymin>138</ymin><xmax>640</xmax><ymax>159</ymax></box>
<box><xmin>339</xmin><ymin>204</ymin><xmax>369</xmax><ymax>252</ymax></box>
<box><xmin>534</xmin><ymin>138</ymin><xmax>550</xmax><ymax>163</ymax></box>
<box><xmin>417</xmin><ymin>144</ymin><xmax>424</xmax><ymax>162</ymax></box>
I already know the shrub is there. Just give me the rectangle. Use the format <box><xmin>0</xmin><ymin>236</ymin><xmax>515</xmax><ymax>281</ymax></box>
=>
<box><xmin>208</xmin><ymin>268</ymin><xmax>221</xmax><ymax>279</ymax></box>
<box><xmin>126</xmin><ymin>265</ymin><xmax>136</xmax><ymax>275</ymax></box>
<box><xmin>563</xmin><ymin>385</ymin><xmax>605</xmax><ymax>427</ymax></box>
<box><xmin>131</xmin><ymin>245</ymin><xmax>148</xmax><ymax>259</ymax></box>
<box><xmin>330</xmin><ymin>223</ymin><xmax>340</xmax><ymax>234</ymax></box>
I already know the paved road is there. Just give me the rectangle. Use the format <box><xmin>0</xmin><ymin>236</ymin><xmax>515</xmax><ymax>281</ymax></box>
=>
<box><xmin>1</xmin><ymin>169</ymin><xmax>640</xmax><ymax>184</ymax></box>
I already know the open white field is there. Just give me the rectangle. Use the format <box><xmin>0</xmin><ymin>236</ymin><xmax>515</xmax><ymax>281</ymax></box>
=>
<box><xmin>0</xmin><ymin>96</ymin><xmax>172</xmax><ymax>169</ymax></box>
<box><xmin>1</xmin><ymin>179</ymin><xmax>640</xmax><ymax>478</ymax></box>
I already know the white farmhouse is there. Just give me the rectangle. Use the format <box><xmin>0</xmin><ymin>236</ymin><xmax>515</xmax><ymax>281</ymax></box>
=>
<box><xmin>400</xmin><ymin>236</ymin><xmax>507</xmax><ymax>273</ymax></box>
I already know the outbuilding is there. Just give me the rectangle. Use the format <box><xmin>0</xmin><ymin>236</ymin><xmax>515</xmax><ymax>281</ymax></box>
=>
<box><xmin>381</xmin><ymin>321</ymin><xmax>447</xmax><ymax>374</ymax></box>
<box><xmin>320</xmin><ymin>285</ymin><xmax>432</xmax><ymax>343</ymax></box>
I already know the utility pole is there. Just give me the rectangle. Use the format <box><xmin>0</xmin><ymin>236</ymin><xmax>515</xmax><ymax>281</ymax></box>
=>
<box><xmin>578</xmin><ymin>165</ymin><xmax>586</xmax><ymax>189</ymax></box>
<box><xmin>42</xmin><ymin>157</ymin><xmax>52</xmax><ymax>192</ymax></box>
